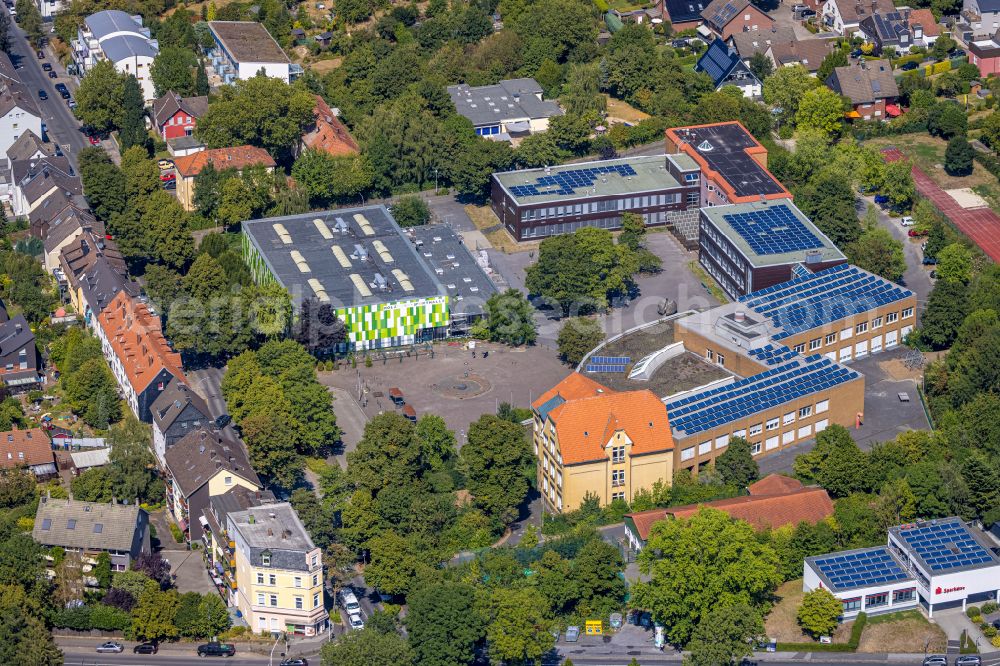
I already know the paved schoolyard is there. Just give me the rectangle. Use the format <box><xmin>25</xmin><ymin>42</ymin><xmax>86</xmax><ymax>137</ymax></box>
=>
<box><xmin>319</xmin><ymin>341</ymin><xmax>571</xmax><ymax>443</ymax></box>
<box><xmin>882</xmin><ymin>147</ymin><xmax>1000</xmax><ymax>263</ymax></box>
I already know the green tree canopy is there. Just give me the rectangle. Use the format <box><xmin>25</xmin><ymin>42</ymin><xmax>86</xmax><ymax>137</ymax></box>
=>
<box><xmin>715</xmin><ymin>437</ymin><xmax>760</xmax><ymax>488</ymax></box>
<box><xmin>684</xmin><ymin>603</ymin><xmax>766</xmax><ymax>666</ymax></box>
<box><xmin>477</xmin><ymin>289</ymin><xmax>537</xmax><ymax>346</ymax></box>
<box><xmin>461</xmin><ymin>414</ymin><xmax>534</xmax><ymax>529</ymax></box>
<box><xmin>150</xmin><ymin>46</ymin><xmax>199</xmax><ymax>97</ymax></box>
<box><xmin>556</xmin><ymin>317</ymin><xmax>604</xmax><ymax>365</ymax></box>
<box><xmin>797</xmin><ymin>588</ymin><xmax>843</xmax><ymax>638</ymax></box>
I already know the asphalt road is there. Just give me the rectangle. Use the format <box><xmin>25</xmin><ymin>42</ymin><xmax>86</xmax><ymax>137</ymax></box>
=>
<box><xmin>7</xmin><ymin>19</ymin><xmax>88</xmax><ymax>168</ymax></box>
<box><xmin>61</xmin><ymin>649</ymin><xmax>280</xmax><ymax>665</ymax></box>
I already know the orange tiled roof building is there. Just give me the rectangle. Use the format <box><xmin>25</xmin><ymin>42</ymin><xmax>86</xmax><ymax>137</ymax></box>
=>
<box><xmin>300</xmin><ymin>96</ymin><xmax>359</xmax><ymax>158</ymax></box>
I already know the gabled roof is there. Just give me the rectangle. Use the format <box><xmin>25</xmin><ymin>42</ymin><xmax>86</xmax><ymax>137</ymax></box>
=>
<box><xmin>447</xmin><ymin>78</ymin><xmax>563</xmax><ymax>127</ymax></box>
<box><xmin>664</xmin><ymin>0</ymin><xmax>708</xmax><ymax>24</ymax></box>
<box><xmin>728</xmin><ymin>27</ymin><xmax>794</xmax><ymax>59</ymax></box>
<box><xmin>696</xmin><ymin>38</ymin><xmax>757</xmax><ymax>88</ymax></box>
<box><xmin>173</xmin><ymin>145</ymin><xmax>276</xmax><ymax>178</ymax></box>
<box><xmin>61</xmin><ymin>234</ymin><xmax>132</xmax><ymax>310</ymax></box>
<box><xmin>33</xmin><ymin>496</ymin><xmax>146</xmax><ymax>553</ymax></box>
<box><xmin>164</xmin><ymin>427</ymin><xmax>260</xmax><ymax>497</ymax></box>
<box><xmin>0</xmin><ymin>315</ymin><xmax>36</xmax><ymax>361</ymax></box>
<box><xmin>766</xmin><ymin>37</ymin><xmax>837</xmax><ymax>71</ymax></box>
<box><xmin>826</xmin><ymin>59</ymin><xmax>899</xmax><ymax>103</ymax></box>
<box><xmin>152</xmin><ymin>92</ymin><xmax>209</xmax><ymax>129</ymax></box>
<box><xmin>13</xmin><ymin>156</ymin><xmax>81</xmax><ymax>206</ymax></box>
<box><xmin>41</xmin><ymin>206</ymin><xmax>100</xmax><ymax>256</ymax></box>
<box><xmin>96</xmin><ymin>291</ymin><xmax>184</xmax><ymax>394</ymax></box>
<box><xmin>907</xmin><ymin>8</ymin><xmax>940</xmax><ymax>36</ymax></box>
<box><xmin>748</xmin><ymin>473</ymin><xmax>803</xmax><ymax>495</ymax></box>
<box><xmin>830</xmin><ymin>0</ymin><xmax>894</xmax><ymax>24</ymax></box>
<box><xmin>301</xmin><ymin>95</ymin><xmax>358</xmax><ymax>157</ymax></box>
<box><xmin>546</xmin><ymin>389</ymin><xmax>674</xmax><ymax>465</ymax></box>
<box><xmin>531</xmin><ymin>373</ymin><xmax>611</xmax><ymax>422</ymax></box>
<box><xmin>7</xmin><ymin>130</ymin><xmax>54</xmax><ymax>164</ymax></box>
<box><xmin>0</xmin><ymin>427</ymin><xmax>52</xmax><ymax>468</ymax></box>
<box><xmin>701</xmin><ymin>0</ymin><xmax>754</xmax><ymax>30</ymax></box>
<box><xmin>151</xmin><ymin>377</ymin><xmax>211</xmax><ymax>434</ymax></box>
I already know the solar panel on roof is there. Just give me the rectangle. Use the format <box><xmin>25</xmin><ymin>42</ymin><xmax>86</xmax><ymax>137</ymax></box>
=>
<box><xmin>814</xmin><ymin>547</ymin><xmax>908</xmax><ymax>591</ymax></box>
<box><xmin>896</xmin><ymin>520</ymin><xmax>996</xmax><ymax>572</ymax></box>
<box><xmin>722</xmin><ymin>204</ymin><xmax>825</xmax><ymax>257</ymax></box>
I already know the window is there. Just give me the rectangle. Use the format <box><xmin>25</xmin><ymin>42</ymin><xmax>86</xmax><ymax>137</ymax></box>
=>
<box><xmin>257</xmin><ymin>573</ymin><xmax>264</xmax><ymax>585</ymax></box>
<box><xmin>765</xmin><ymin>435</ymin><xmax>779</xmax><ymax>450</ymax></box>
<box><xmin>799</xmin><ymin>405</ymin><xmax>812</xmax><ymax>418</ymax></box>
<box><xmin>893</xmin><ymin>588</ymin><xmax>915</xmax><ymax>603</ymax></box>
<box><xmin>295</xmin><ymin>596</ymin><xmax>303</xmax><ymax>610</ymax></box>
<box><xmin>269</xmin><ymin>594</ymin><xmax>278</xmax><ymax>607</ymax></box>
<box><xmin>865</xmin><ymin>592</ymin><xmax>888</xmax><ymax>608</ymax></box>
<box><xmin>902</xmin><ymin>307</ymin><xmax>913</xmax><ymax>319</ymax></box>
<box><xmin>798</xmin><ymin>425</ymin><xmax>812</xmax><ymax>439</ymax></box>
<box><xmin>856</xmin><ymin>321</ymin><xmax>868</xmax><ymax>334</ymax></box>
<box><xmin>782</xmin><ymin>431</ymin><xmax>795</xmax><ymax>445</ymax></box>
<box><xmin>294</xmin><ymin>576</ymin><xmax>302</xmax><ymax>588</ymax></box>
<box><xmin>262</xmin><ymin>553</ymin><xmax>271</xmax><ymax>567</ymax></box>
<box><xmin>698</xmin><ymin>441</ymin><xmax>712</xmax><ymax>455</ymax></box>
<box><xmin>783</xmin><ymin>411</ymin><xmax>795</xmax><ymax>425</ymax></box>
<box><xmin>750</xmin><ymin>442</ymin><xmax>761</xmax><ymax>455</ymax></box>
<box><xmin>706</xmin><ymin>349</ymin><xmax>714</xmax><ymax>361</ymax></box>
<box><xmin>611</xmin><ymin>469</ymin><xmax>625</xmax><ymax>487</ymax></box>
<box><xmin>816</xmin><ymin>399</ymin><xmax>829</xmax><ymax>414</ymax></box>
<box><xmin>716</xmin><ymin>353</ymin><xmax>725</xmax><ymax>366</ymax></box>
<box><xmin>612</xmin><ymin>491</ymin><xmax>625</xmax><ymax>501</ymax></box>
<box><xmin>733</xmin><ymin>429</ymin><xmax>746</xmax><ymax>439</ymax></box>
<box><xmin>815</xmin><ymin>418</ymin><xmax>829</xmax><ymax>432</ymax></box>
<box><xmin>224</xmin><ymin>476</ymin><xmax>232</xmax><ymax>485</ymax></box>
<box><xmin>684</xmin><ymin>172</ymin><xmax>699</xmax><ymax>183</ymax></box>
<box><xmin>842</xmin><ymin>597</ymin><xmax>861</xmax><ymax>613</ymax></box>
<box><xmin>268</xmin><ymin>574</ymin><xmax>276</xmax><ymax>586</ymax></box>
<box><xmin>749</xmin><ymin>423</ymin><xmax>762</xmax><ymax>436</ymax></box>
<box><xmin>715</xmin><ymin>435</ymin><xmax>728</xmax><ymax>449</ymax></box>
<box><xmin>611</xmin><ymin>445</ymin><xmax>625</xmax><ymax>463</ymax></box>
<box><xmin>809</xmin><ymin>338</ymin><xmax>821</xmax><ymax>351</ymax></box>
<box><xmin>886</xmin><ymin>311</ymin><xmax>899</xmax><ymax>324</ymax></box>
<box><xmin>766</xmin><ymin>417</ymin><xmax>779</xmax><ymax>431</ymax></box>
<box><xmin>314</xmin><ymin>592</ymin><xmax>320</xmax><ymax>607</ymax></box>
<box><xmin>312</xmin><ymin>574</ymin><xmax>319</xmax><ymax>587</ymax></box>
<box><xmin>872</xmin><ymin>316</ymin><xmax>882</xmax><ymax>329</ymax></box>
<box><xmin>681</xmin><ymin>446</ymin><xmax>695</xmax><ymax>461</ymax></box>
<box><xmin>840</xmin><ymin>327</ymin><xmax>852</xmax><ymax>340</ymax></box>
<box><xmin>257</xmin><ymin>593</ymin><xmax>265</xmax><ymax>605</ymax></box>
<box><xmin>686</xmin><ymin>192</ymin><xmax>700</xmax><ymax>205</ymax></box>
<box><xmin>825</xmin><ymin>333</ymin><xmax>836</xmax><ymax>345</ymax></box>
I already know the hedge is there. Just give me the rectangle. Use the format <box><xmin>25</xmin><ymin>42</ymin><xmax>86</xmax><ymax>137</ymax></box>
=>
<box><xmin>52</xmin><ymin>604</ymin><xmax>132</xmax><ymax>632</ymax></box>
<box><xmin>775</xmin><ymin>612</ymin><xmax>867</xmax><ymax>653</ymax></box>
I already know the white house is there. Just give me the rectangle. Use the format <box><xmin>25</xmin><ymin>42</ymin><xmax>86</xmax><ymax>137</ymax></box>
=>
<box><xmin>35</xmin><ymin>0</ymin><xmax>66</xmax><ymax>19</ymax></box>
<box><xmin>207</xmin><ymin>21</ymin><xmax>294</xmax><ymax>85</ymax></box>
<box><xmin>822</xmin><ymin>0</ymin><xmax>895</xmax><ymax>34</ymax></box>
<box><xmin>0</xmin><ymin>54</ymin><xmax>42</xmax><ymax>167</ymax></box>
<box><xmin>72</xmin><ymin>10</ymin><xmax>158</xmax><ymax>101</ymax></box>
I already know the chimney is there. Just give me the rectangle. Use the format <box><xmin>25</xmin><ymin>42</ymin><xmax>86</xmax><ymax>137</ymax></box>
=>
<box><xmin>735</xmin><ymin>311</ymin><xmax>746</xmax><ymax>322</ymax></box>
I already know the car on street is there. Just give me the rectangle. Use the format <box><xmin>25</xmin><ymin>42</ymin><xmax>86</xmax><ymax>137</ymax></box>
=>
<box><xmin>923</xmin><ymin>255</ymin><xmax>938</xmax><ymax>265</ymax></box>
<box><xmin>67</xmin><ymin>98</ymin><xmax>77</xmax><ymax>109</ymax></box>
<box><xmin>36</xmin><ymin>49</ymin><xmax>43</xmax><ymax>59</ymax></box>
<box><xmin>160</xmin><ymin>172</ymin><xmax>176</xmax><ymax>182</ymax></box>
<box><xmin>163</xmin><ymin>179</ymin><xmax>177</xmax><ymax>189</ymax></box>
<box><xmin>348</xmin><ymin>612</ymin><xmax>365</xmax><ymax>630</ymax></box>
<box><xmin>54</xmin><ymin>82</ymin><xmax>67</xmax><ymax>92</ymax></box>
<box><xmin>908</xmin><ymin>228</ymin><xmax>928</xmax><ymax>237</ymax></box>
<box><xmin>214</xmin><ymin>414</ymin><xmax>231</xmax><ymax>428</ymax></box>
<box><xmin>921</xmin><ymin>656</ymin><xmax>947</xmax><ymax>666</ymax></box>
<box><xmin>41</xmin><ymin>62</ymin><xmax>51</xmax><ymax>71</ymax></box>
<box><xmin>956</xmin><ymin>655</ymin><xmax>982</xmax><ymax>666</ymax></box>
<box><xmin>59</xmin><ymin>89</ymin><xmax>71</xmax><ymax>99</ymax></box>
<box><xmin>929</xmin><ymin>269</ymin><xmax>937</xmax><ymax>279</ymax></box>
<box><xmin>134</xmin><ymin>642</ymin><xmax>158</xmax><ymax>654</ymax></box>
<box><xmin>158</xmin><ymin>159</ymin><xmax>174</xmax><ymax>170</ymax></box>
<box><xmin>96</xmin><ymin>642</ymin><xmax>124</xmax><ymax>654</ymax></box>
<box><xmin>197</xmin><ymin>642</ymin><xmax>236</xmax><ymax>657</ymax></box>
<box><xmin>48</xmin><ymin>70</ymin><xmax>56</xmax><ymax>78</ymax></box>
<box><xmin>900</xmin><ymin>216</ymin><xmax>914</xmax><ymax>226</ymax></box>
<box><xmin>280</xmin><ymin>659</ymin><xmax>309</xmax><ymax>666</ymax></box>
<box><xmin>900</xmin><ymin>61</ymin><xmax>919</xmax><ymax>71</ymax></box>
<box><xmin>37</xmin><ymin>89</ymin><xmax>46</xmax><ymax>100</ymax></box>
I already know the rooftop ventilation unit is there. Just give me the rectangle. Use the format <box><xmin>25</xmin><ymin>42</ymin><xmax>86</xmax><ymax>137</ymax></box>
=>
<box><xmin>313</xmin><ymin>218</ymin><xmax>333</xmax><ymax>239</ymax></box>
<box><xmin>333</xmin><ymin>217</ymin><xmax>349</xmax><ymax>234</ymax></box>
<box><xmin>372</xmin><ymin>273</ymin><xmax>388</xmax><ymax>291</ymax></box>
<box><xmin>331</xmin><ymin>245</ymin><xmax>351</xmax><ymax>268</ymax></box>
<box><xmin>351</xmin><ymin>244</ymin><xmax>368</xmax><ymax>261</ymax></box>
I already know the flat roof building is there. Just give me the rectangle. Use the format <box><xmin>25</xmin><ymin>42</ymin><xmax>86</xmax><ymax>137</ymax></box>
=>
<box><xmin>698</xmin><ymin>200</ymin><xmax>847</xmax><ymax>299</ymax></box>
<box><xmin>207</xmin><ymin>21</ymin><xmax>294</xmax><ymax>84</ymax></box>
<box><xmin>448</xmin><ymin>78</ymin><xmax>562</xmax><ymax>140</ymax></box>
<box><xmin>806</xmin><ymin>518</ymin><xmax>1000</xmax><ymax>620</ymax></box>
<box><xmin>490</xmin><ymin>154</ymin><xmax>702</xmax><ymax>242</ymax></box>
<box><xmin>243</xmin><ymin>207</ymin><xmax>473</xmax><ymax>351</ymax></box>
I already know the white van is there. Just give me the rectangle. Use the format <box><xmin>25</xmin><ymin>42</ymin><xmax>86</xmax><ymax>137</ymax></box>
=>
<box><xmin>339</xmin><ymin>590</ymin><xmax>361</xmax><ymax>614</ymax></box>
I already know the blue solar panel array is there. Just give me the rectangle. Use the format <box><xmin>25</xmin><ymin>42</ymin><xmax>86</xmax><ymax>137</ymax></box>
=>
<box><xmin>813</xmin><ymin>547</ymin><xmax>909</xmax><ymax>591</ymax></box>
<box><xmin>747</xmin><ymin>344</ymin><xmax>798</xmax><ymax>366</ymax></box>
<box><xmin>722</xmin><ymin>203</ymin><xmax>826</xmax><ymax>257</ymax></box>
<box><xmin>508</xmin><ymin>164</ymin><xmax>638</xmax><ymax>199</ymax></box>
<box><xmin>666</xmin><ymin>355</ymin><xmax>860</xmax><ymax>436</ymax></box>
<box><xmin>697</xmin><ymin>39</ymin><xmax>738</xmax><ymax>85</ymax></box>
<box><xmin>896</xmin><ymin>519</ymin><xmax>996</xmax><ymax>572</ymax></box>
<box><xmin>738</xmin><ymin>264</ymin><xmax>913</xmax><ymax>341</ymax></box>
<box><xmin>585</xmin><ymin>363</ymin><xmax>627</xmax><ymax>373</ymax></box>
<box><xmin>589</xmin><ymin>356</ymin><xmax>631</xmax><ymax>364</ymax></box>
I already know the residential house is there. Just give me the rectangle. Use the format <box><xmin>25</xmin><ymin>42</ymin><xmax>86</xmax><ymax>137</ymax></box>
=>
<box><xmin>859</xmin><ymin>9</ymin><xmax>937</xmax><ymax>53</ymax></box>
<box><xmin>31</xmin><ymin>198</ymin><xmax>101</xmax><ymax>274</ymax></box>
<box><xmin>95</xmin><ymin>291</ymin><xmax>185</xmax><ymax>422</ymax></box>
<box><xmin>163</xmin><ymin>427</ymin><xmax>261</xmax><ymax>542</ymax></box>
<box><xmin>700</xmin><ymin>0</ymin><xmax>774</xmax><ymax>39</ymax></box>
<box><xmin>228</xmin><ymin>502</ymin><xmax>329</xmax><ymax>636</ymax></box>
<box><xmin>970</xmin><ymin>32</ymin><xmax>1000</xmax><ymax>75</ymax></box>
<box><xmin>696</xmin><ymin>38</ymin><xmax>762</xmax><ymax>98</ymax></box>
<box><xmin>32</xmin><ymin>496</ymin><xmax>151</xmax><ymax>571</ymax></box>
<box><xmin>727</xmin><ymin>26</ymin><xmax>795</xmax><ymax>62</ymax></box>
<box><xmin>207</xmin><ymin>21</ymin><xmax>295</xmax><ymax>84</ymax></box>
<box><xmin>662</xmin><ymin>0</ymin><xmax>709</xmax><ymax>32</ymax></box>
<box><xmin>300</xmin><ymin>95</ymin><xmax>358</xmax><ymax>158</ymax></box>
<box><xmin>765</xmin><ymin>37</ymin><xmax>838</xmax><ymax>74</ymax></box>
<box><xmin>7</xmin><ymin>130</ymin><xmax>56</xmax><ymax>166</ymax></box>
<box><xmin>201</xmin><ymin>486</ymin><xmax>277</xmax><ymax>599</ymax></box>
<box><xmin>151</xmin><ymin>92</ymin><xmax>209</xmax><ymax>141</ymax></box>
<box><xmin>447</xmin><ymin>78</ymin><xmax>563</xmax><ymax>139</ymax></box>
<box><xmin>0</xmin><ymin>309</ymin><xmax>43</xmax><ymax>392</ymax></box>
<box><xmin>35</xmin><ymin>0</ymin><xmax>67</xmax><ymax>19</ymax></box>
<box><xmin>172</xmin><ymin>145</ymin><xmax>276</xmax><ymax>211</ymax></box>
<box><xmin>10</xmin><ymin>156</ymin><xmax>81</xmax><ymax>218</ymax></box>
<box><xmin>72</xmin><ymin>11</ymin><xmax>159</xmax><ymax>101</ymax></box>
<box><xmin>0</xmin><ymin>428</ymin><xmax>56</xmax><ymax>479</ymax></box>
<box><xmin>151</xmin><ymin>377</ymin><xmax>213</xmax><ymax>466</ymax></box>
<box><xmin>0</xmin><ymin>57</ymin><xmax>43</xmax><ymax>171</ymax></box>
<box><xmin>58</xmin><ymin>233</ymin><xmax>136</xmax><ymax>323</ymax></box>
<box><xmin>961</xmin><ymin>0</ymin><xmax>1000</xmax><ymax>40</ymax></box>
<box><xmin>822</xmin><ymin>0</ymin><xmax>894</xmax><ymax>34</ymax></box>
<box><xmin>531</xmin><ymin>373</ymin><xmax>675</xmax><ymax>512</ymax></box>
<box><xmin>623</xmin><ymin>474</ymin><xmax>834</xmax><ymax>551</ymax></box>
<box><xmin>826</xmin><ymin>59</ymin><xmax>900</xmax><ymax>120</ymax></box>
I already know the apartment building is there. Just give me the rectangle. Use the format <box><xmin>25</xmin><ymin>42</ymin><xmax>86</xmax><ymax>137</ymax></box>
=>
<box><xmin>207</xmin><ymin>21</ymin><xmax>294</xmax><ymax>84</ymax></box>
<box><xmin>72</xmin><ymin>11</ymin><xmax>158</xmax><ymax>101</ymax></box>
<box><xmin>32</xmin><ymin>497</ymin><xmax>151</xmax><ymax>572</ymax></box>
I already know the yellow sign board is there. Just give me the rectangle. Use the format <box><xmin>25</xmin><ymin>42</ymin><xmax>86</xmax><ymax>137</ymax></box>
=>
<box><xmin>585</xmin><ymin>620</ymin><xmax>603</xmax><ymax>635</ymax></box>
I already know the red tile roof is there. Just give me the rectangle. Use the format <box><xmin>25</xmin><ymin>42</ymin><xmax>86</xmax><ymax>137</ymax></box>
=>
<box><xmin>97</xmin><ymin>292</ymin><xmax>185</xmax><ymax>394</ymax></box>
<box><xmin>908</xmin><ymin>8</ymin><xmax>940</xmax><ymax>36</ymax></box>
<box><xmin>173</xmin><ymin>145</ymin><xmax>276</xmax><ymax>178</ymax></box>
<box><xmin>302</xmin><ymin>95</ymin><xmax>359</xmax><ymax>158</ymax></box>
<box><xmin>548</xmin><ymin>389</ymin><xmax>674</xmax><ymax>465</ymax></box>
<box><xmin>531</xmin><ymin>373</ymin><xmax>611</xmax><ymax>411</ymax></box>
<box><xmin>0</xmin><ymin>428</ymin><xmax>53</xmax><ymax>469</ymax></box>
<box><xmin>748</xmin><ymin>473</ymin><xmax>803</xmax><ymax>496</ymax></box>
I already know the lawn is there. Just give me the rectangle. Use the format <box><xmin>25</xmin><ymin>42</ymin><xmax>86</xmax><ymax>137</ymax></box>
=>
<box><xmin>856</xmin><ymin>610</ymin><xmax>947</xmax><ymax>653</ymax></box>
<box><xmin>765</xmin><ymin>580</ymin><xmax>853</xmax><ymax>644</ymax></box>
<box><xmin>465</xmin><ymin>204</ymin><xmax>539</xmax><ymax>254</ymax></box>
<box><xmin>605</xmin><ymin>96</ymin><xmax>651</xmax><ymax>124</ymax></box>
<box><xmin>865</xmin><ymin>134</ymin><xmax>998</xmax><ymax>192</ymax></box>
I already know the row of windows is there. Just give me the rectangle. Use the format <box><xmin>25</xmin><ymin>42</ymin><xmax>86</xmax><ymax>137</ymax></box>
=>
<box><xmin>705</xmin><ymin>349</ymin><xmax>726</xmax><ymax>366</ymax></box>
<box><xmin>701</xmin><ymin>225</ymin><xmax>749</xmax><ymax>274</ymax></box>
<box><xmin>840</xmin><ymin>588</ymin><xmax>914</xmax><ymax>613</ymax></box>
<box><xmin>791</xmin><ymin>309</ymin><xmax>912</xmax><ymax>349</ymax></box>
<box><xmin>701</xmin><ymin>244</ymin><xmax>747</xmax><ymax>289</ymax></box>
<box><xmin>256</xmin><ymin>572</ymin><xmax>320</xmax><ymax>588</ymax></box>
<box><xmin>255</xmin><ymin>592</ymin><xmax>321</xmax><ymax>609</ymax></box>
<box><xmin>700</xmin><ymin>257</ymin><xmax>743</xmax><ymax>300</ymax></box>
<box><xmin>519</xmin><ymin>208</ymin><xmax>674</xmax><ymax>239</ymax></box>
<box><xmin>520</xmin><ymin>193</ymin><xmax>682</xmax><ymax>220</ymax></box>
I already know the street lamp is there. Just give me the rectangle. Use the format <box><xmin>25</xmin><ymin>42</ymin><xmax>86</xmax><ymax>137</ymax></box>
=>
<box><xmin>268</xmin><ymin>632</ymin><xmax>285</xmax><ymax>666</ymax></box>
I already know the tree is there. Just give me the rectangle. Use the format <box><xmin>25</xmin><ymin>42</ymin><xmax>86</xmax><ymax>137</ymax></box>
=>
<box><xmin>62</xmin><ymin>357</ymin><xmax>121</xmax><ymax>428</ymax></box>
<box><xmin>847</xmin><ymin>224</ymin><xmax>906</xmax><ymax>284</ymax></box>
<box><xmin>292</xmin><ymin>298</ymin><xmax>347</xmax><ymax>351</ymax></box>
<box><xmin>240</xmin><ymin>408</ymin><xmax>304</xmax><ymax>489</ymax></box>
<box><xmin>797</xmin><ymin>588</ymin><xmax>842</xmax><ymax>638</ymax></box>
<box><xmin>882</xmin><ymin>159</ymin><xmax>915</xmax><ymax>210</ymax></box>
<box><xmin>749</xmin><ymin>52</ymin><xmax>774</xmax><ymax>81</ymax></box>
<box><xmin>134</xmin><ymin>553</ymin><xmax>173</xmax><ymax>589</ymax></box>
<box><xmin>119</xmin><ymin>75</ymin><xmax>148</xmax><ymax>152</ymax></box>
<box><xmin>556</xmin><ymin>317</ymin><xmax>604</xmax><ymax>365</ymax></box>
<box><xmin>936</xmin><ymin>243</ymin><xmax>973</xmax><ymax>284</ymax></box>
<box><xmin>414</xmin><ymin>414</ymin><xmax>456</xmax><ymax>471</ymax></box>
<box><xmin>130</xmin><ymin>588</ymin><xmax>179</xmax><ymax>641</ymax></box>
<box><xmin>0</xmin><ymin>9</ymin><xmax>12</xmax><ymax>53</ymax></box>
<box><xmin>406</xmin><ymin>582</ymin><xmax>485</xmax><ymax>666</ymax></box>
<box><xmin>0</xmin><ymin>469</ymin><xmax>34</xmax><ymax>508</ymax></box>
<box><xmin>928</xmin><ymin>101</ymin><xmax>968</xmax><ymax>139</ymax></box>
<box><xmin>15</xmin><ymin>0</ymin><xmax>42</xmax><ymax>47</ymax></box>
<box><xmin>796</xmin><ymin>87</ymin><xmax>844</xmax><ymax>138</ymax></box>
<box><xmin>634</xmin><ymin>508</ymin><xmax>781</xmax><ymax>646</ymax></box>
<box><xmin>715</xmin><ymin>437</ymin><xmax>759</xmax><ymax>488</ymax></box>
<box><xmin>685</xmin><ymin>604</ymin><xmax>765</xmax><ymax>666</ymax></box>
<box><xmin>94</xmin><ymin>552</ymin><xmax>112</xmax><ymax>590</ymax></box>
<box><xmin>196</xmin><ymin>60</ymin><xmax>210</xmax><ymax>96</ymax></box>
<box><xmin>107</xmin><ymin>417</ymin><xmax>159</xmax><ymax>504</ymax></box>
<box><xmin>291</xmin><ymin>150</ymin><xmax>374</xmax><ymax>206</ymax></box>
<box><xmin>70</xmin><ymin>467</ymin><xmax>113</xmax><ymax>502</ymax></box>
<box><xmin>150</xmin><ymin>47</ymin><xmax>198</xmax><ymax>97</ymax></box>
<box><xmin>197</xmin><ymin>594</ymin><xmax>232</xmax><ymax>638</ymax></box>
<box><xmin>793</xmin><ymin>425</ymin><xmax>866</xmax><ymax>497</ymax></box>
<box><xmin>392</xmin><ymin>195</ymin><xmax>431</xmax><ymax>227</ymax></box>
<box><xmin>461</xmin><ymin>414</ymin><xmax>534</xmax><ymax>528</ymax></box>
<box><xmin>817</xmin><ymin>48</ymin><xmax>848</xmax><ymax>82</ymax></box>
<box><xmin>762</xmin><ymin>65</ymin><xmax>817</xmax><ymax>123</ymax></box>
<box><xmin>75</xmin><ymin>61</ymin><xmax>125</xmax><ymax>134</ymax></box>
<box><xmin>945</xmin><ymin>135</ymin><xmax>974</xmax><ymax>176</ymax></box>
<box><xmin>478</xmin><ymin>289</ymin><xmax>537</xmax><ymax>346</ymax></box>
<box><xmin>79</xmin><ymin>148</ymin><xmax>126</xmax><ymax>219</ymax></box>
<box><xmin>485</xmin><ymin>587</ymin><xmax>556</xmax><ymax>664</ymax></box>
<box><xmin>320</xmin><ymin>627</ymin><xmax>413</xmax><ymax>666</ymax></box>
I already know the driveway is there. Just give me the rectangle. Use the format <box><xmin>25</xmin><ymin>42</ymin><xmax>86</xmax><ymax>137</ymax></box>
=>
<box><xmin>325</xmin><ymin>385</ymin><xmax>368</xmax><ymax>468</ymax></box>
<box><xmin>859</xmin><ymin>198</ymin><xmax>933</xmax><ymax>316</ymax></box>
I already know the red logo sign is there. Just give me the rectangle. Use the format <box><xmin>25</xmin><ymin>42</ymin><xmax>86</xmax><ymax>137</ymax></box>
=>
<box><xmin>935</xmin><ymin>586</ymin><xmax>965</xmax><ymax>595</ymax></box>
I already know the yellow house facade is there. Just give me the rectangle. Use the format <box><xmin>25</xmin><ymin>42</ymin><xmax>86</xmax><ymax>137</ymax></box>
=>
<box><xmin>228</xmin><ymin>503</ymin><xmax>328</xmax><ymax>636</ymax></box>
<box><xmin>532</xmin><ymin>373</ymin><xmax>675</xmax><ymax>512</ymax></box>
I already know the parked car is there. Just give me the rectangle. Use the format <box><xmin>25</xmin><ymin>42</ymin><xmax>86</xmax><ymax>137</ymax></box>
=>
<box><xmin>921</xmin><ymin>656</ymin><xmax>947</xmax><ymax>666</ymax></box>
<box><xmin>930</xmin><ymin>270</ymin><xmax>937</xmax><ymax>280</ymax></box>
<box><xmin>41</xmin><ymin>62</ymin><xmax>51</xmax><ymax>71</ymax></box>
<box><xmin>59</xmin><ymin>90</ymin><xmax>70</xmax><ymax>99</ymax></box>
<box><xmin>922</xmin><ymin>255</ymin><xmax>938</xmax><ymax>265</ymax></box>
<box><xmin>949</xmin><ymin>48</ymin><xmax>966</xmax><ymax>58</ymax></box>
<box><xmin>66</xmin><ymin>98</ymin><xmax>76</xmax><ymax>109</ymax></box>
<box><xmin>901</xmin><ymin>61</ymin><xmax>919</xmax><ymax>71</ymax></box>
<box><xmin>197</xmin><ymin>642</ymin><xmax>236</xmax><ymax>657</ymax></box>
<box><xmin>96</xmin><ymin>642</ymin><xmax>124</xmax><ymax>654</ymax></box>
<box><xmin>900</xmin><ymin>216</ymin><xmax>915</xmax><ymax>226</ymax></box>
<box><xmin>850</xmin><ymin>48</ymin><xmax>862</xmax><ymax>57</ymax></box>
<box><xmin>37</xmin><ymin>89</ymin><xmax>46</xmax><ymax>100</ymax></box>
<box><xmin>158</xmin><ymin>159</ymin><xmax>174</xmax><ymax>170</ymax></box>
<box><xmin>48</xmin><ymin>70</ymin><xmax>56</xmax><ymax>78</ymax></box>
<box><xmin>134</xmin><ymin>642</ymin><xmax>158</xmax><ymax>654</ymax></box>
<box><xmin>908</xmin><ymin>228</ymin><xmax>928</xmax><ymax>237</ymax></box>
<box><xmin>874</xmin><ymin>194</ymin><xmax>889</xmax><ymax>204</ymax></box>
<box><xmin>163</xmin><ymin>179</ymin><xmax>177</xmax><ymax>190</ymax></box>
<box><xmin>349</xmin><ymin>612</ymin><xmax>365</xmax><ymax>630</ymax></box>
<box><xmin>956</xmin><ymin>656</ymin><xmax>982</xmax><ymax>666</ymax></box>
<box><xmin>36</xmin><ymin>49</ymin><xmax>43</xmax><ymax>59</ymax></box>
<box><xmin>87</xmin><ymin>135</ymin><xmax>100</xmax><ymax>146</ymax></box>
<box><xmin>280</xmin><ymin>660</ymin><xmax>309</xmax><ymax>666</ymax></box>
<box><xmin>214</xmin><ymin>414</ymin><xmax>231</xmax><ymax>428</ymax></box>
<box><xmin>54</xmin><ymin>82</ymin><xmax>67</xmax><ymax>92</ymax></box>
<box><xmin>160</xmin><ymin>172</ymin><xmax>176</xmax><ymax>182</ymax></box>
